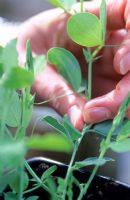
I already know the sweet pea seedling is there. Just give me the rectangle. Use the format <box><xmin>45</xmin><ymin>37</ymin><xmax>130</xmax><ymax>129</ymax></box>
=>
<box><xmin>46</xmin><ymin>0</ymin><xmax>130</xmax><ymax>199</ymax></box>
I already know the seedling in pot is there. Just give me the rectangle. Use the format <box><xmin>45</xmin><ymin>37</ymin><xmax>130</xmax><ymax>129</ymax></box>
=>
<box><xmin>44</xmin><ymin>0</ymin><xmax>130</xmax><ymax>199</ymax></box>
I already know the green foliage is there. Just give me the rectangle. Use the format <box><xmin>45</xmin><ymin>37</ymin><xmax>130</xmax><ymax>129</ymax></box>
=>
<box><xmin>27</xmin><ymin>133</ymin><xmax>73</xmax><ymax>153</ymax></box>
<box><xmin>110</xmin><ymin>139</ymin><xmax>130</xmax><ymax>153</ymax></box>
<box><xmin>4</xmin><ymin>192</ymin><xmax>18</xmax><ymax>200</ymax></box>
<box><xmin>48</xmin><ymin>0</ymin><xmax>77</xmax><ymax>11</ymax></box>
<box><xmin>26</xmin><ymin>197</ymin><xmax>39</xmax><ymax>200</ymax></box>
<box><xmin>33</xmin><ymin>55</ymin><xmax>46</xmax><ymax>76</ymax></box>
<box><xmin>43</xmin><ymin>115</ymin><xmax>81</xmax><ymax>143</ymax></box>
<box><xmin>47</xmin><ymin>47</ymin><xmax>81</xmax><ymax>92</ymax></box>
<box><xmin>67</xmin><ymin>13</ymin><xmax>103</xmax><ymax>47</ymax></box>
<box><xmin>2</xmin><ymin>39</ymin><xmax>18</xmax><ymax>71</ymax></box>
<box><xmin>1</xmin><ymin>0</ymin><xmax>130</xmax><ymax>199</ymax></box>
<box><xmin>41</xmin><ymin>165</ymin><xmax>57</xmax><ymax>181</ymax></box>
<box><xmin>74</xmin><ymin>157</ymin><xmax>114</xmax><ymax>169</ymax></box>
<box><xmin>116</xmin><ymin>120</ymin><xmax>130</xmax><ymax>141</ymax></box>
<box><xmin>91</xmin><ymin>118</ymin><xmax>129</xmax><ymax>138</ymax></box>
<box><xmin>9</xmin><ymin>171</ymin><xmax>29</xmax><ymax>193</ymax></box>
<box><xmin>0</xmin><ymin>67</ymin><xmax>34</xmax><ymax>89</ymax></box>
<box><xmin>100</xmin><ymin>0</ymin><xmax>107</xmax><ymax>43</ymax></box>
<box><xmin>0</xmin><ymin>139</ymin><xmax>26</xmax><ymax>170</ymax></box>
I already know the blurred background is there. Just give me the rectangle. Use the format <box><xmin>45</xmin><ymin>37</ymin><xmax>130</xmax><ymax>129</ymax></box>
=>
<box><xmin>1</xmin><ymin>0</ymin><xmax>130</xmax><ymax>185</ymax></box>
<box><xmin>0</xmin><ymin>0</ymin><xmax>53</xmax><ymax>21</ymax></box>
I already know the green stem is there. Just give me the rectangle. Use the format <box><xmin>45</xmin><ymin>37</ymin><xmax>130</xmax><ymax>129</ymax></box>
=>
<box><xmin>88</xmin><ymin>60</ymin><xmax>93</xmax><ymax>100</ymax></box>
<box><xmin>77</xmin><ymin>148</ymin><xmax>106</xmax><ymax>200</ymax></box>
<box><xmin>62</xmin><ymin>142</ymin><xmax>78</xmax><ymax>200</ymax></box>
<box><xmin>80</xmin><ymin>0</ymin><xmax>84</xmax><ymax>12</ymax></box>
<box><xmin>23</xmin><ymin>185</ymin><xmax>40</xmax><ymax>194</ymax></box>
<box><xmin>17</xmin><ymin>162</ymin><xmax>24</xmax><ymax>200</ymax></box>
<box><xmin>24</xmin><ymin>160</ymin><xmax>57</xmax><ymax>197</ymax></box>
<box><xmin>62</xmin><ymin>125</ymin><xmax>92</xmax><ymax>200</ymax></box>
<box><xmin>77</xmin><ymin>121</ymin><xmax>117</xmax><ymax>199</ymax></box>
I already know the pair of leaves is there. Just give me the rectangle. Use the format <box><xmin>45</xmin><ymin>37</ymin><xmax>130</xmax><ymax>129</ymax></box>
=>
<box><xmin>48</xmin><ymin>0</ymin><xmax>77</xmax><ymax>11</ymax></box>
<box><xmin>67</xmin><ymin>0</ymin><xmax>106</xmax><ymax>47</ymax></box>
<box><xmin>42</xmin><ymin>115</ymin><xmax>81</xmax><ymax>144</ymax></box>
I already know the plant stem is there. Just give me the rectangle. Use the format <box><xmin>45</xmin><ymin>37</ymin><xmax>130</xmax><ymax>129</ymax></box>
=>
<box><xmin>23</xmin><ymin>185</ymin><xmax>40</xmax><ymax>194</ymax></box>
<box><xmin>24</xmin><ymin>160</ymin><xmax>57</xmax><ymax>197</ymax></box>
<box><xmin>80</xmin><ymin>0</ymin><xmax>84</xmax><ymax>12</ymax></box>
<box><xmin>62</xmin><ymin>142</ymin><xmax>78</xmax><ymax>199</ymax></box>
<box><xmin>88</xmin><ymin>59</ymin><xmax>93</xmax><ymax>100</ymax></box>
<box><xmin>17</xmin><ymin>162</ymin><xmax>24</xmax><ymax>200</ymax></box>
<box><xmin>62</xmin><ymin>125</ymin><xmax>91</xmax><ymax>200</ymax></box>
<box><xmin>77</xmin><ymin>148</ymin><xmax>106</xmax><ymax>200</ymax></box>
<box><xmin>77</xmin><ymin>120</ymin><xmax>117</xmax><ymax>199</ymax></box>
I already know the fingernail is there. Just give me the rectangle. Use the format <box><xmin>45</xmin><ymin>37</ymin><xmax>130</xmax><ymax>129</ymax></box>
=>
<box><xmin>84</xmin><ymin>107</ymin><xmax>111</xmax><ymax>123</ymax></box>
<box><xmin>120</xmin><ymin>53</ymin><xmax>130</xmax><ymax>75</ymax></box>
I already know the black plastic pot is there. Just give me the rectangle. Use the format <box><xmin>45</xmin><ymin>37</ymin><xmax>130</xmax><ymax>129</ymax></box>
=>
<box><xmin>25</xmin><ymin>157</ymin><xmax>130</xmax><ymax>200</ymax></box>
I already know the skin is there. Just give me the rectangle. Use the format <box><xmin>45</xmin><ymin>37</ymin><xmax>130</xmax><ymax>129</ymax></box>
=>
<box><xmin>17</xmin><ymin>0</ymin><xmax>130</xmax><ymax>131</ymax></box>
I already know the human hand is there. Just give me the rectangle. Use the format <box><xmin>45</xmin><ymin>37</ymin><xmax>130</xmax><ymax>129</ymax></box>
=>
<box><xmin>17</xmin><ymin>0</ymin><xmax>130</xmax><ymax>131</ymax></box>
<box><xmin>82</xmin><ymin>0</ymin><xmax>130</xmax><ymax>124</ymax></box>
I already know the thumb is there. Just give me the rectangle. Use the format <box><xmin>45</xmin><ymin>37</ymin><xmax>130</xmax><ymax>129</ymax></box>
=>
<box><xmin>83</xmin><ymin>72</ymin><xmax>130</xmax><ymax>124</ymax></box>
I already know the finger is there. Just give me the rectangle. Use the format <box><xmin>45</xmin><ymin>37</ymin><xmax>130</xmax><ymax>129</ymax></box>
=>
<box><xmin>32</xmin><ymin>64</ymin><xmax>86</xmax><ymax>130</ymax></box>
<box><xmin>110</xmin><ymin>0</ymin><xmax>130</xmax><ymax>76</ymax></box>
<box><xmin>82</xmin><ymin>0</ymin><xmax>126</xmax><ymax>30</ymax></box>
<box><xmin>83</xmin><ymin>72</ymin><xmax>130</xmax><ymax>124</ymax></box>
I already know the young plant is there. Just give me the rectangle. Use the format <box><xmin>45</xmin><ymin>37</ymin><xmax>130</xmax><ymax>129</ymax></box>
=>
<box><xmin>0</xmin><ymin>40</ymin><xmax>72</xmax><ymax>200</ymax></box>
<box><xmin>0</xmin><ymin>0</ymin><xmax>130</xmax><ymax>200</ymax></box>
<box><xmin>44</xmin><ymin>0</ymin><xmax>130</xmax><ymax>199</ymax></box>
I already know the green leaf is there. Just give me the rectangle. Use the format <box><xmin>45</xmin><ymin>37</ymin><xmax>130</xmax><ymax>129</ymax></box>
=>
<box><xmin>117</xmin><ymin>120</ymin><xmax>130</xmax><ymax>141</ymax></box>
<box><xmin>5</xmin><ymin>91</ymin><xmax>21</xmax><ymax>127</ymax></box>
<box><xmin>26</xmin><ymin>197</ymin><xmax>39</xmax><ymax>200</ymax></box>
<box><xmin>48</xmin><ymin>0</ymin><xmax>77</xmax><ymax>10</ymax></box>
<box><xmin>27</xmin><ymin>133</ymin><xmax>72</xmax><ymax>153</ymax></box>
<box><xmin>100</xmin><ymin>0</ymin><xmax>107</xmax><ymax>42</ymax></box>
<box><xmin>43</xmin><ymin>116</ymin><xmax>70</xmax><ymax>139</ymax></box>
<box><xmin>47</xmin><ymin>47</ymin><xmax>81</xmax><ymax>92</ymax></box>
<box><xmin>1</xmin><ymin>67</ymin><xmax>34</xmax><ymax>89</ymax></box>
<box><xmin>110</xmin><ymin>139</ymin><xmax>130</xmax><ymax>153</ymax></box>
<box><xmin>26</xmin><ymin>40</ymin><xmax>33</xmax><ymax>72</ymax></box>
<box><xmin>57</xmin><ymin>177</ymin><xmax>65</xmax><ymax>194</ymax></box>
<box><xmin>91</xmin><ymin>119</ymin><xmax>129</xmax><ymax>138</ymax></box>
<box><xmin>63</xmin><ymin>115</ymin><xmax>81</xmax><ymax>141</ymax></box>
<box><xmin>9</xmin><ymin>171</ymin><xmax>29</xmax><ymax>193</ymax></box>
<box><xmin>2</xmin><ymin>39</ymin><xmax>18</xmax><ymax>71</ymax></box>
<box><xmin>113</xmin><ymin>92</ymin><xmax>130</xmax><ymax>129</ymax></box>
<box><xmin>4</xmin><ymin>192</ymin><xmax>18</xmax><ymax>200</ymax></box>
<box><xmin>67</xmin><ymin>13</ymin><xmax>103</xmax><ymax>47</ymax></box>
<box><xmin>74</xmin><ymin>157</ymin><xmax>113</xmax><ymax>169</ymax></box>
<box><xmin>0</xmin><ymin>140</ymin><xmax>26</xmax><ymax>170</ymax></box>
<box><xmin>41</xmin><ymin>165</ymin><xmax>57</xmax><ymax>181</ymax></box>
<box><xmin>33</xmin><ymin>55</ymin><xmax>46</xmax><ymax>77</ymax></box>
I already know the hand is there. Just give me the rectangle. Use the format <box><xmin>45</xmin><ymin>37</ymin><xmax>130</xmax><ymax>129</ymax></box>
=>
<box><xmin>17</xmin><ymin>0</ymin><xmax>130</xmax><ymax>131</ymax></box>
